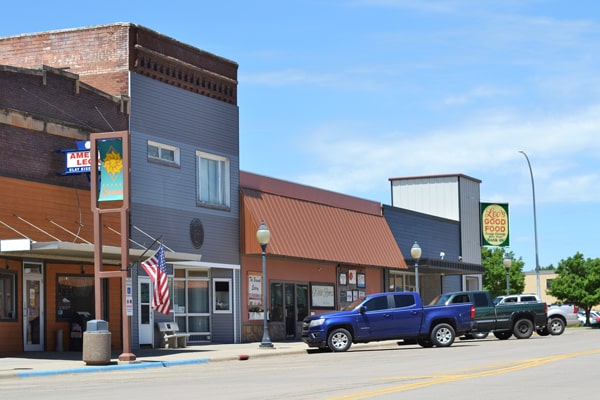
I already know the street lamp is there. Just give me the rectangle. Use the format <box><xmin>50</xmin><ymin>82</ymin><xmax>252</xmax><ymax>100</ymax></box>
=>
<box><xmin>256</xmin><ymin>221</ymin><xmax>273</xmax><ymax>348</ymax></box>
<box><xmin>503</xmin><ymin>255</ymin><xmax>512</xmax><ymax>295</ymax></box>
<box><xmin>411</xmin><ymin>242</ymin><xmax>422</xmax><ymax>293</ymax></box>
<box><xmin>518</xmin><ymin>150</ymin><xmax>541</xmax><ymax>298</ymax></box>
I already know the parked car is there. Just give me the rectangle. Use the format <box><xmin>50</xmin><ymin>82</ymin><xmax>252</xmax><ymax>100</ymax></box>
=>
<box><xmin>302</xmin><ymin>291</ymin><xmax>475</xmax><ymax>352</ymax></box>
<box><xmin>493</xmin><ymin>294</ymin><xmax>539</xmax><ymax>305</ymax></box>
<box><xmin>547</xmin><ymin>303</ymin><xmax>580</xmax><ymax>332</ymax></box>
<box><xmin>577</xmin><ymin>310</ymin><xmax>600</xmax><ymax>327</ymax></box>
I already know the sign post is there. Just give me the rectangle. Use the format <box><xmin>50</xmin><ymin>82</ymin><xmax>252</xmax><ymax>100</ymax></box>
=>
<box><xmin>90</xmin><ymin>130</ymin><xmax>135</xmax><ymax>362</ymax></box>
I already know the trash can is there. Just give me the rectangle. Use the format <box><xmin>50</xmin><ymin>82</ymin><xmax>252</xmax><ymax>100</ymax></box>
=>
<box><xmin>82</xmin><ymin>319</ymin><xmax>111</xmax><ymax>365</ymax></box>
<box><xmin>70</xmin><ymin>311</ymin><xmax>93</xmax><ymax>351</ymax></box>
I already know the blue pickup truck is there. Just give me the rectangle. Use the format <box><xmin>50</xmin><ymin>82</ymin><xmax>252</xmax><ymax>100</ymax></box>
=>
<box><xmin>301</xmin><ymin>291</ymin><xmax>474</xmax><ymax>352</ymax></box>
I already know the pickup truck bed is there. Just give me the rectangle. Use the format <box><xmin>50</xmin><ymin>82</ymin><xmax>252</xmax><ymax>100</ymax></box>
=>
<box><xmin>493</xmin><ymin>294</ymin><xmax>577</xmax><ymax>335</ymax></box>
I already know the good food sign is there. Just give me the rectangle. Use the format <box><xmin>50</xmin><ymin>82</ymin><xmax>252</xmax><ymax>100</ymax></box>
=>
<box><xmin>480</xmin><ymin>202</ymin><xmax>509</xmax><ymax>247</ymax></box>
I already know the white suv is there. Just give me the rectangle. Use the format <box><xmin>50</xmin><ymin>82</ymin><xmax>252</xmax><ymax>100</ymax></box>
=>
<box><xmin>493</xmin><ymin>294</ymin><xmax>539</xmax><ymax>305</ymax></box>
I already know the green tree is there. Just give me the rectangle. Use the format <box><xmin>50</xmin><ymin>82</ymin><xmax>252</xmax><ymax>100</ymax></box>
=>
<box><xmin>547</xmin><ymin>253</ymin><xmax>600</xmax><ymax>326</ymax></box>
<box><xmin>481</xmin><ymin>247</ymin><xmax>525</xmax><ymax>298</ymax></box>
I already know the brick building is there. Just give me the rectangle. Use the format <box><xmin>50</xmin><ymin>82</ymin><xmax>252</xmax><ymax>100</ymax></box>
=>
<box><xmin>0</xmin><ymin>23</ymin><xmax>241</xmax><ymax>354</ymax></box>
<box><xmin>0</xmin><ymin>64</ymin><xmax>129</xmax><ymax>353</ymax></box>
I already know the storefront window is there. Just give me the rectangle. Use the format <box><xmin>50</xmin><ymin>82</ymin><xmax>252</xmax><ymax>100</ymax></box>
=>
<box><xmin>213</xmin><ymin>279</ymin><xmax>231</xmax><ymax>313</ymax></box>
<box><xmin>173</xmin><ymin>268</ymin><xmax>211</xmax><ymax>341</ymax></box>
<box><xmin>388</xmin><ymin>272</ymin><xmax>405</xmax><ymax>291</ymax></box>
<box><xmin>0</xmin><ymin>271</ymin><xmax>16</xmax><ymax>320</ymax></box>
<box><xmin>56</xmin><ymin>275</ymin><xmax>94</xmax><ymax>321</ymax></box>
<box><xmin>188</xmin><ymin>280</ymin><xmax>209</xmax><ymax>313</ymax></box>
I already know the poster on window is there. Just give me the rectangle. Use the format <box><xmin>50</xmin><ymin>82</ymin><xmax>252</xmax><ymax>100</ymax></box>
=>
<box><xmin>357</xmin><ymin>273</ymin><xmax>366</xmax><ymax>288</ymax></box>
<box><xmin>311</xmin><ymin>283</ymin><xmax>335</xmax><ymax>309</ymax></box>
<box><xmin>348</xmin><ymin>270</ymin><xmax>356</xmax><ymax>285</ymax></box>
<box><xmin>248</xmin><ymin>273</ymin><xmax>262</xmax><ymax>308</ymax></box>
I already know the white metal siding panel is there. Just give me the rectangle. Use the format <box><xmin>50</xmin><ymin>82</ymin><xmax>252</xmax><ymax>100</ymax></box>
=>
<box><xmin>391</xmin><ymin>176</ymin><xmax>459</xmax><ymax>221</ymax></box>
<box><xmin>459</xmin><ymin>176</ymin><xmax>482</xmax><ymax>264</ymax></box>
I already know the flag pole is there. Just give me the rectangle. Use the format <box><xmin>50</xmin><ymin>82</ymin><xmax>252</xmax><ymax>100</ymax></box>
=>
<box><xmin>135</xmin><ymin>236</ymin><xmax>163</xmax><ymax>267</ymax></box>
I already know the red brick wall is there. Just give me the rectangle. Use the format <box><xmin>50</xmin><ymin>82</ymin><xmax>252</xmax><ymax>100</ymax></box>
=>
<box><xmin>0</xmin><ymin>23</ymin><xmax>238</xmax><ymax>103</ymax></box>
<box><xmin>0</xmin><ymin>66</ymin><xmax>128</xmax><ymax>187</ymax></box>
<box><xmin>0</xmin><ymin>24</ymin><xmax>131</xmax><ymax>95</ymax></box>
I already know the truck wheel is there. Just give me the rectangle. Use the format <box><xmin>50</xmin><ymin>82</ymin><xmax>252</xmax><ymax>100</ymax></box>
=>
<box><xmin>430</xmin><ymin>323</ymin><xmax>455</xmax><ymax>347</ymax></box>
<box><xmin>547</xmin><ymin>317</ymin><xmax>565</xmax><ymax>335</ymax></box>
<box><xmin>536</xmin><ymin>327</ymin><xmax>550</xmax><ymax>336</ymax></box>
<box><xmin>327</xmin><ymin>328</ymin><xmax>352</xmax><ymax>352</ymax></box>
<box><xmin>513</xmin><ymin>319</ymin><xmax>534</xmax><ymax>339</ymax></box>
<box><xmin>493</xmin><ymin>331</ymin><xmax>512</xmax><ymax>340</ymax></box>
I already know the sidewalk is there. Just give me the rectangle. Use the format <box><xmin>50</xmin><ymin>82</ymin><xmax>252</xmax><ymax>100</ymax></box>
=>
<box><xmin>0</xmin><ymin>341</ymin><xmax>312</xmax><ymax>379</ymax></box>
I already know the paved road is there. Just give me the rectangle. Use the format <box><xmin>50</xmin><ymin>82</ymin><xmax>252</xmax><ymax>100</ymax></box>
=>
<box><xmin>1</xmin><ymin>328</ymin><xmax>598</xmax><ymax>399</ymax></box>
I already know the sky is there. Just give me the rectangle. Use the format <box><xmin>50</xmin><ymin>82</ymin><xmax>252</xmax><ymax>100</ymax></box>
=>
<box><xmin>2</xmin><ymin>0</ymin><xmax>599</xmax><ymax>271</ymax></box>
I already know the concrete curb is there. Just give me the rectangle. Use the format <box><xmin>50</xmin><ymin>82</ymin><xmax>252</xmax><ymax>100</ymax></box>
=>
<box><xmin>14</xmin><ymin>358</ymin><xmax>213</xmax><ymax>378</ymax></box>
<box><xmin>4</xmin><ymin>343</ymin><xmax>311</xmax><ymax>379</ymax></box>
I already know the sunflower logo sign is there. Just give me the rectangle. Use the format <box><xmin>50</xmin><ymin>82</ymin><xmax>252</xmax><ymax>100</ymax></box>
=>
<box><xmin>98</xmin><ymin>139</ymin><xmax>124</xmax><ymax>201</ymax></box>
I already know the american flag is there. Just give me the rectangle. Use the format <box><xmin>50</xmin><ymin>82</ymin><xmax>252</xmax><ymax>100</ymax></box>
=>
<box><xmin>141</xmin><ymin>244</ymin><xmax>170</xmax><ymax>315</ymax></box>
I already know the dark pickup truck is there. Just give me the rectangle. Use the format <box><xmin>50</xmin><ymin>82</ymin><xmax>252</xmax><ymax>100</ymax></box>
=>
<box><xmin>301</xmin><ymin>291</ymin><xmax>474</xmax><ymax>352</ymax></box>
<box><xmin>430</xmin><ymin>290</ymin><xmax>547</xmax><ymax>340</ymax></box>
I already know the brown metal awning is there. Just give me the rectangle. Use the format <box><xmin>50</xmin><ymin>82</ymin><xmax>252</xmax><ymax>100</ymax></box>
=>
<box><xmin>240</xmin><ymin>172</ymin><xmax>407</xmax><ymax>269</ymax></box>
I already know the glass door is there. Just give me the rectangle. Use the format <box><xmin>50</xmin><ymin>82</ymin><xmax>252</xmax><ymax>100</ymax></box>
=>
<box><xmin>138</xmin><ymin>277</ymin><xmax>153</xmax><ymax>346</ymax></box>
<box><xmin>23</xmin><ymin>262</ymin><xmax>44</xmax><ymax>351</ymax></box>
<box><xmin>270</xmin><ymin>282</ymin><xmax>309</xmax><ymax>339</ymax></box>
<box><xmin>283</xmin><ymin>283</ymin><xmax>309</xmax><ymax>339</ymax></box>
<box><xmin>284</xmin><ymin>284</ymin><xmax>295</xmax><ymax>337</ymax></box>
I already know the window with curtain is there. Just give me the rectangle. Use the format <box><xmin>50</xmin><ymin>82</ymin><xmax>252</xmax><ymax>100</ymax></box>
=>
<box><xmin>174</xmin><ymin>269</ymin><xmax>211</xmax><ymax>341</ymax></box>
<box><xmin>196</xmin><ymin>150</ymin><xmax>230</xmax><ymax>209</ymax></box>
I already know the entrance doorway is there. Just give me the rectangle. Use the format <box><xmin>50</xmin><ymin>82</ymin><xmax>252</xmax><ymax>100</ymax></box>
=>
<box><xmin>23</xmin><ymin>262</ymin><xmax>44</xmax><ymax>351</ymax></box>
<box><xmin>138</xmin><ymin>276</ymin><xmax>153</xmax><ymax>346</ymax></box>
<box><xmin>275</xmin><ymin>283</ymin><xmax>308</xmax><ymax>339</ymax></box>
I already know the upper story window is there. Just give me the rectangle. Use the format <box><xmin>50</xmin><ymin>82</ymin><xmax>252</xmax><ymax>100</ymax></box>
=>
<box><xmin>196</xmin><ymin>150</ymin><xmax>230</xmax><ymax>209</ymax></box>
<box><xmin>148</xmin><ymin>140</ymin><xmax>180</xmax><ymax>167</ymax></box>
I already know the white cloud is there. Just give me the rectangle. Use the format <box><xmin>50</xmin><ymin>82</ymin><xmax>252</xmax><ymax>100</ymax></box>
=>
<box><xmin>443</xmin><ymin>86</ymin><xmax>515</xmax><ymax>105</ymax></box>
<box><xmin>291</xmin><ymin>104</ymin><xmax>600</xmax><ymax>205</ymax></box>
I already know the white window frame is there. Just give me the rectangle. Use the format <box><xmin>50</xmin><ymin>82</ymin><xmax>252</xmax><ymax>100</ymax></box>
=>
<box><xmin>213</xmin><ymin>278</ymin><xmax>232</xmax><ymax>314</ymax></box>
<box><xmin>147</xmin><ymin>140</ymin><xmax>180</xmax><ymax>167</ymax></box>
<box><xmin>174</xmin><ymin>268</ymin><xmax>211</xmax><ymax>342</ymax></box>
<box><xmin>196</xmin><ymin>150</ymin><xmax>230</xmax><ymax>209</ymax></box>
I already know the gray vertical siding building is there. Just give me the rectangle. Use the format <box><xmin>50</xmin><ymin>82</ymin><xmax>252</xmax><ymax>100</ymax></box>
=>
<box><xmin>384</xmin><ymin>174</ymin><xmax>485</xmax><ymax>303</ymax></box>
